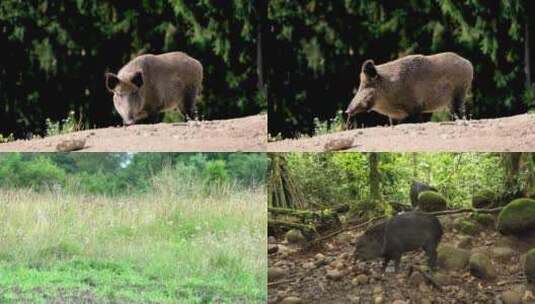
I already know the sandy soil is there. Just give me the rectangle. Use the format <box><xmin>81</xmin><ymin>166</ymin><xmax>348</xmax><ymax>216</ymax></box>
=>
<box><xmin>0</xmin><ymin>114</ymin><xmax>266</xmax><ymax>152</ymax></box>
<box><xmin>268</xmin><ymin>114</ymin><xmax>535</xmax><ymax>152</ymax></box>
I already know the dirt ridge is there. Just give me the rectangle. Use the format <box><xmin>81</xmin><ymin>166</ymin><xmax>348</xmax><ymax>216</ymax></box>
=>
<box><xmin>268</xmin><ymin>114</ymin><xmax>535</xmax><ymax>152</ymax></box>
<box><xmin>0</xmin><ymin>114</ymin><xmax>267</xmax><ymax>152</ymax></box>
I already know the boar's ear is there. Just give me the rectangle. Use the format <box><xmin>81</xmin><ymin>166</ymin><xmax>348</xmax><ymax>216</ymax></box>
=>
<box><xmin>362</xmin><ymin>59</ymin><xmax>378</xmax><ymax>80</ymax></box>
<box><xmin>130</xmin><ymin>71</ymin><xmax>144</xmax><ymax>88</ymax></box>
<box><xmin>105</xmin><ymin>73</ymin><xmax>120</xmax><ymax>92</ymax></box>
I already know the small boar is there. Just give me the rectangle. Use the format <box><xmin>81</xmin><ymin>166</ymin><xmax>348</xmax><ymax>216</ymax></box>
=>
<box><xmin>353</xmin><ymin>212</ymin><xmax>443</xmax><ymax>272</ymax></box>
<box><xmin>345</xmin><ymin>52</ymin><xmax>473</xmax><ymax>122</ymax></box>
<box><xmin>105</xmin><ymin>52</ymin><xmax>203</xmax><ymax>125</ymax></box>
<box><xmin>410</xmin><ymin>181</ymin><xmax>438</xmax><ymax>208</ymax></box>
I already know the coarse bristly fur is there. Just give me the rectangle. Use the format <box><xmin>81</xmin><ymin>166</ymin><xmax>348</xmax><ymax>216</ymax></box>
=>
<box><xmin>346</xmin><ymin>52</ymin><xmax>473</xmax><ymax>122</ymax></box>
<box><xmin>105</xmin><ymin>52</ymin><xmax>203</xmax><ymax>125</ymax></box>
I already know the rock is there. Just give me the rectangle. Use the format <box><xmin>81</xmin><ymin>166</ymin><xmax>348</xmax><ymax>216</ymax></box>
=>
<box><xmin>469</xmin><ymin>252</ymin><xmax>497</xmax><ymax>280</ymax></box>
<box><xmin>374</xmin><ymin>296</ymin><xmax>384</xmax><ymax>304</ymax></box>
<box><xmin>497</xmin><ymin>198</ymin><xmax>535</xmax><ymax>235</ymax></box>
<box><xmin>56</xmin><ymin>138</ymin><xmax>86</xmax><ymax>151</ymax></box>
<box><xmin>392</xmin><ymin>300</ymin><xmax>408</xmax><ymax>304</ymax></box>
<box><xmin>456</xmin><ymin>235</ymin><xmax>473</xmax><ymax>249</ymax></box>
<box><xmin>409</xmin><ymin>271</ymin><xmax>425</xmax><ymax>287</ymax></box>
<box><xmin>268</xmin><ymin>267</ymin><xmax>286</xmax><ymax>282</ymax></box>
<box><xmin>501</xmin><ymin>290</ymin><xmax>523</xmax><ymax>304</ymax></box>
<box><xmin>335</xmin><ymin>233</ymin><xmax>354</xmax><ymax>243</ymax></box>
<box><xmin>432</xmin><ymin>271</ymin><xmax>452</xmax><ymax>286</ymax></box>
<box><xmin>525</xmin><ymin>248</ymin><xmax>535</xmax><ymax>283</ymax></box>
<box><xmin>302</xmin><ymin>262</ymin><xmax>315</xmax><ymax>270</ymax></box>
<box><xmin>524</xmin><ymin>290</ymin><xmax>535</xmax><ymax>302</ymax></box>
<box><xmin>323</xmin><ymin>138</ymin><xmax>354</xmax><ymax>151</ymax></box>
<box><xmin>285</xmin><ymin>229</ymin><xmax>305</xmax><ymax>244</ymax></box>
<box><xmin>314</xmin><ymin>253</ymin><xmax>326</xmax><ymax>262</ymax></box>
<box><xmin>326</xmin><ymin>269</ymin><xmax>344</xmax><ymax>281</ymax></box>
<box><xmin>437</xmin><ymin>245</ymin><xmax>470</xmax><ymax>270</ymax></box>
<box><xmin>268</xmin><ymin>236</ymin><xmax>276</xmax><ymax>243</ymax></box>
<box><xmin>417</xmin><ymin>191</ymin><xmax>448</xmax><ymax>212</ymax></box>
<box><xmin>339</xmin><ymin>252</ymin><xmax>351</xmax><ymax>260</ymax></box>
<box><xmin>352</xmin><ymin>274</ymin><xmax>369</xmax><ymax>285</ymax></box>
<box><xmin>491</xmin><ymin>246</ymin><xmax>515</xmax><ymax>262</ymax></box>
<box><xmin>268</xmin><ymin>245</ymin><xmax>279</xmax><ymax>254</ymax></box>
<box><xmin>472</xmin><ymin>190</ymin><xmax>496</xmax><ymax>209</ymax></box>
<box><xmin>373</xmin><ymin>286</ymin><xmax>383</xmax><ymax>295</ymax></box>
<box><xmin>471</xmin><ymin>213</ymin><xmax>495</xmax><ymax>227</ymax></box>
<box><xmin>280</xmin><ymin>296</ymin><xmax>304</xmax><ymax>304</ymax></box>
<box><xmin>454</xmin><ymin>217</ymin><xmax>480</xmax><ymax>235</ymax></box>
<box><xmin>335</xmin><ymin>262</ymin><xmax>345</xmax><ymax>271</ymax></box>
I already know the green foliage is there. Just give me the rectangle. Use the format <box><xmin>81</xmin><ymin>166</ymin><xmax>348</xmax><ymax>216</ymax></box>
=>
<box><xmin>0</xmin><ymin>1</ymin><xmax>264</xmax><ymax>138</ymax></box>
<box><xmin>313</xmin><ymin>110</ymin><xmax>346</xmax><ymax>135</ymax></box>
<box><xmin>0</xmin><ymin>154</ymin><xmax>66</xmax><ymax>190</ymax></box>
<box><xmin>0</xmin><ymin>153</ymin><xmax>267</xmax><ymax>196</ymax></box>
<box><xmin>203</xmin><ymin>160</ymin><xmax>229</xmax><ymax>185</ymax></box>
<box><xmin>0</xmin><ymin>133</ymin><xmax>14</xmax><ymax>143</ymax></box>
<box><xmin>268</xmin><ymin>0</ymin><xmax>530</xmax><ymax>137</ymax></box>
<box><xmin>45</xmin><ymin>110</ymin><xmax>82</xmax><ymax>136</ymax></box>
<box><xmin>284</xmin><ymin>153</ymin><xmax>513</xmax><ymax>215</ymax></box>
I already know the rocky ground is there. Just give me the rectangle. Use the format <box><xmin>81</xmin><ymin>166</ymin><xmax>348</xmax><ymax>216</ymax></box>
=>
<box><xmin>0</xmin><ymin>114</ymin><xmax>267</xmax><ymax>152</ymax></box>
<box><xmin>268</xmin><ymin>213</ymin><xmax>535</xmax><ymax>304</ymax></box>
<box><xmin>268</xmin><ymin>114</ymin><xmax>535</xmax><ymax>152</ymax></box>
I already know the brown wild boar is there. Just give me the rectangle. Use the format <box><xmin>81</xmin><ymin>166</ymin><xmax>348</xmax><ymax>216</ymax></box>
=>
<box><xmin>345</xmin><ymin>52</ymin><xmax>473</xmax><ymax>123</ymax></box>
<box><xmin>105</xmin><ymin>52</ymin><xmax>203</xmax><ymax>125</ymax></box>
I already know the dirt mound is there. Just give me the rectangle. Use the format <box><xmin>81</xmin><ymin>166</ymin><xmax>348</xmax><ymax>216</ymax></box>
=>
<box><xmin>0</xmin><ymin>114</ymin><xmax>266</xmax><ymax>152</ymax></box>
<box><xmin>268</xmin><ymin>114</ymin><xmax>535</xmax><ymax>152</ymax></box>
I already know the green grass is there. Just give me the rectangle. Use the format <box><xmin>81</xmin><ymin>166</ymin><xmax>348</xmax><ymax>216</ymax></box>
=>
<box><xmin>0</xmin><ymin>179</ymin><xmax>266</xmax><ymax>303</ymax></box>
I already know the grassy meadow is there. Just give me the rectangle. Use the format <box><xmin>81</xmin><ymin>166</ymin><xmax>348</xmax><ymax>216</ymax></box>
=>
<box><xmin>0</xmin><ymin>168</ymin><xmax>266</xmax><ymax>303</ymax></box>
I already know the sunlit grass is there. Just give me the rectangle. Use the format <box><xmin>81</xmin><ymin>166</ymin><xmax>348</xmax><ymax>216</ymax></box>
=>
<box><xmin>0</xmin><ymin>172</ymin><xmax>266</xmax><ymax>303</ymax></box>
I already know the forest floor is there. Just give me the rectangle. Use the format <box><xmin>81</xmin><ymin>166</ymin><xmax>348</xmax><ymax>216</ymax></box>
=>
<box><xmin>268</xmin><ymin>113</ymin><xmax>535</xmax><ymax>152</ymax></box>
<box><xmin>0</xmin><ymin>114</ymin><xmax>266</xmax><ymax>152</ymax></box>
<box><xmin>268</xmin><ymin>213</ymin><xmax>535</xmax><ymax>304</ymax></box>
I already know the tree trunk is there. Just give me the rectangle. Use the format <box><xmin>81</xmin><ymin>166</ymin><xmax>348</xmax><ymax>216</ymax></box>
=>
<box><xmin>526</xmin><ymin>19</ymin><xmax>531</xmax><ymax>87</ymax></box>
<box><xmin>268</xmin><ymin>154</ymin><xmax>306</xmax><ymax>209</ymax></box>
<box><xmin>368</xmin><ymin>153</ymin><xmax>381</xmax><ymax>201</ymax></box>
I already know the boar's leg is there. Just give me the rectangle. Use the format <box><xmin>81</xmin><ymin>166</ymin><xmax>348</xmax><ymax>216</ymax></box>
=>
<box><xmin>450</xmin><ymin>93</ymin><xmax>466</xmax><ymax>120</ymax></box>
<box><xmin>423</xmin><ymin>243</ymin><xmax>438</xmax><ymax>270</ymax></box>
<box><xmin>183</xmin><ymin>85</ymin><xmax>199</xmax><ymax>121</ymax></box>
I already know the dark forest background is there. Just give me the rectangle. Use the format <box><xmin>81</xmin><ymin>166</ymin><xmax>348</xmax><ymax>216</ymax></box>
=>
<box><xmin>267</xmin><ymin>1</ymin><xmax>535</xmax><ymax>138</ymax></box>
<box><xmin>0</xmin><ymin>1</ymin><xmax>267</xmax><ymax>139</ymax></box>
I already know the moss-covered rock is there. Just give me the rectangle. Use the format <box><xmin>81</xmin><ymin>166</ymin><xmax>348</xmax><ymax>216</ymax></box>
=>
<box><xmin>525</xmin><ymin>248</ymin><xmax>535</xmax><ymax>284</ymax></box>
<box><xmin>470</xmin><ymin>213</ymin><xmax>496</xmax><ymax>228</ymax></box>
<box><xmin>469</xmin><ymin>252</ymin><xmax>497</xmax><ymax>280</ymax></box>
<box><xmin>454</xmin><ymin>217</ymin><xmax>481</xmax><ymax>235</ymax></box>
<box><xmin>417</xmin><ymin>191</ymin><xmax>448</xmax><ymax>212</ymax></box>
<box><xmin>472</xmin><ymin>190</ymin><xmax>496</xmax><ymax>209</ymax></box>
<box><xmin>437</xmin><ymin>245</ymin><xmax>470</xmax><ymax>270</ymax></box>
<box><xmin>497</xmin><ymin>198</ymin><xmax>535</xmax><ymax>235</ymax></box>
<box><xmin>285</xmin><ymin>229</ymin><xmax>305</xmax><ymax>244</ymax></box>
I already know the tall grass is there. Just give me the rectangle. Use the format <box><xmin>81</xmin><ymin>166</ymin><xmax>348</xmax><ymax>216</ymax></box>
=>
<box><xmin>0</xmin><ymin>167</ymin><xmax>266</xmax><ymax>303</ymax></box>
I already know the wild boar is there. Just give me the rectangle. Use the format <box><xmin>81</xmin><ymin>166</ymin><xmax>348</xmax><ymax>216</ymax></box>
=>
<box><xmin>353</xmin><ymin>212</ymin><xmax>443</xmax><ymax>272</ymax></box>
<box><xmin>345</xmin><ymin>52</ymin><xmax>473</xmax><ymax>123</ymax></box>
<box><xmin>105</xmin><ymin>52</ymin><xmax>203</xmax><ymax>125</ymax></box>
